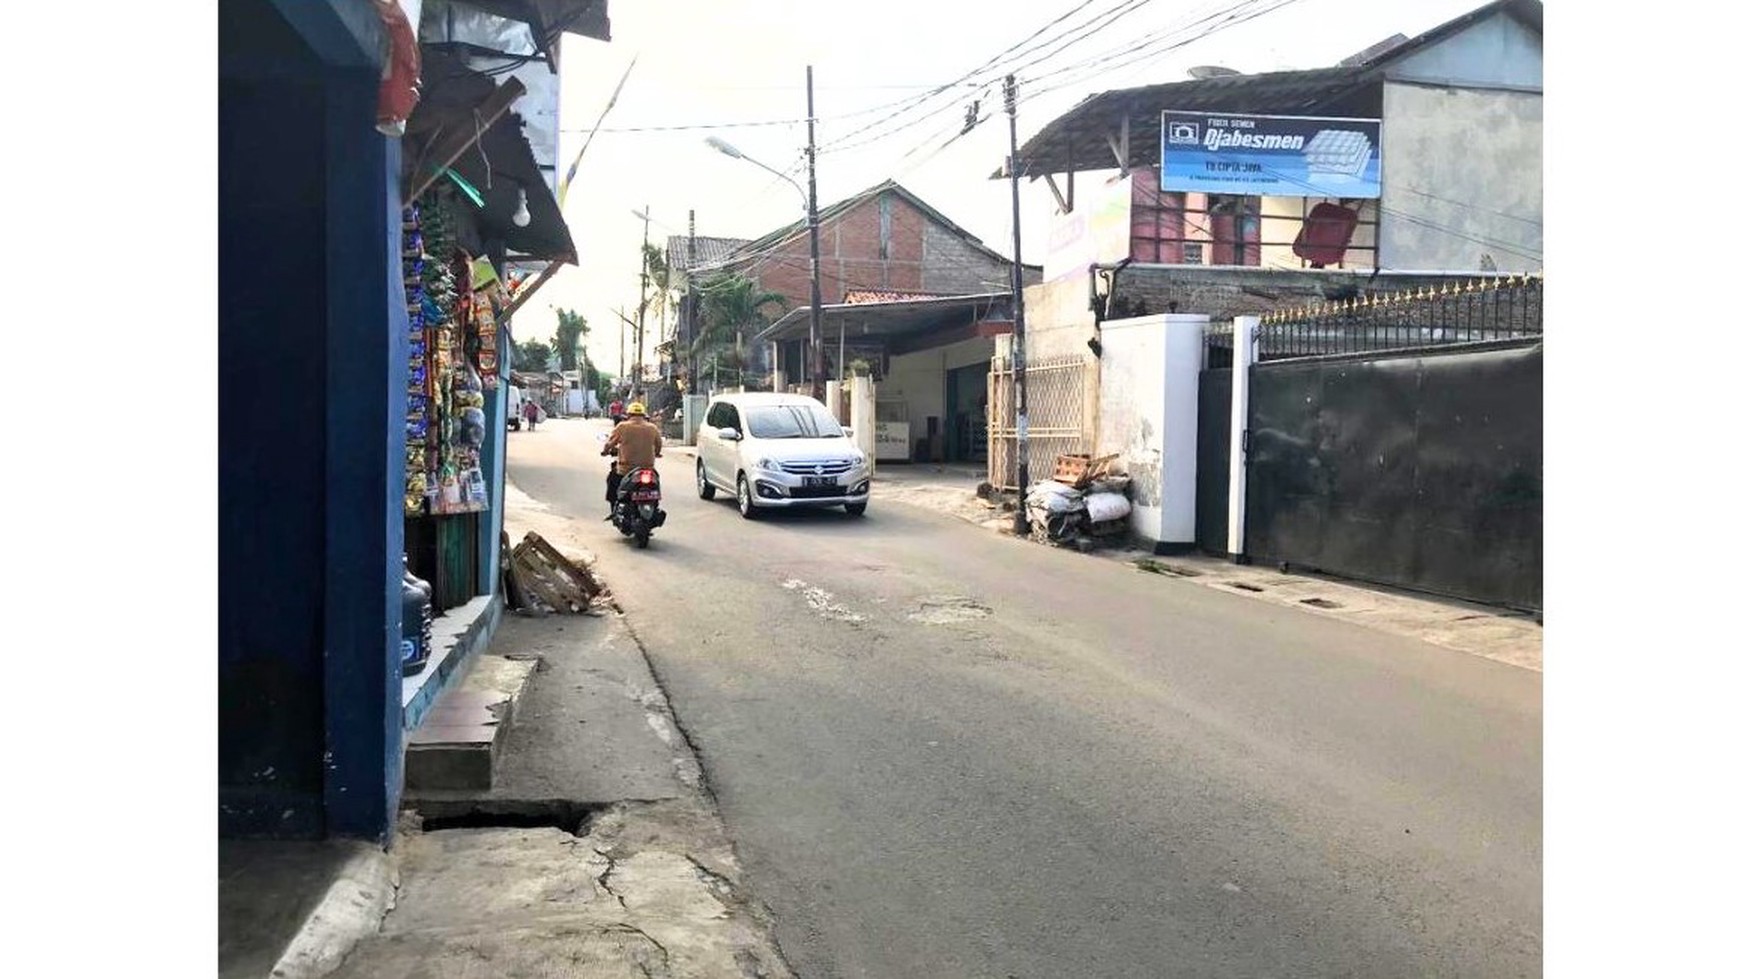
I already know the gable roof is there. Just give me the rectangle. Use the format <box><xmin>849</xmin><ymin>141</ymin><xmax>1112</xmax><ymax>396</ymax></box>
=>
<box><xmin>1353</xmin><ymin>0</ymin><xmax>1541</xmax><ymax>72</ymax></box>
<box><xmin>1001</xmin><ymin>67</ymin><xmax>1377</xmax><ymax>178</ymax></box>
<box><xmin>664</xmin><ymin>235</ymin><xmax>752</xmax><ymax>272</ymax></box>
<box><xmin>1000</xmin><ymin>0</ymin><xmax>1542</xmax><ymax>179</ymax></box>
<box><xmin>705</xmin><ymin>179</ymin><xmax>1035</xmax><ymax>276</ymax></box>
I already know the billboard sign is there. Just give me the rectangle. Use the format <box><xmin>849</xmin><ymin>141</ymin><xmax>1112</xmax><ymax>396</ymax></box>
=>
<box><xmin>1161</xmin><ymin>111</ymin><xmax>1382</xmax><ymax>198</ymax></box>
<box><xmin>1044</xmin><ymin>172</ymin><xmax>1134</xmax><ymax>282</ymax></box>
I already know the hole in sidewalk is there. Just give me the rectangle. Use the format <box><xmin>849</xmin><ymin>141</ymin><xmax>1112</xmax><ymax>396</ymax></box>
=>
<box><xmin>1299</xmin><ymin>597</ymin><xmax>1343</xmax><ymax>609</ymax></box>
<box><xmin>1230</xmin><ymin>582</ymin><xmax>1265</xmax><ymax>592</ymax></box>
<box><xmin>415</xmin><ymin>800</ymin><xmax>602</xmax><ymax>838</ymax></box>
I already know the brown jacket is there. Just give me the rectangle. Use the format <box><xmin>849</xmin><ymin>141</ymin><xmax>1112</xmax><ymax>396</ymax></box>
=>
<box><xmin>605</xmin><ymin>418</ymin><xmax>662</xmax><ymax>474</ymax></box>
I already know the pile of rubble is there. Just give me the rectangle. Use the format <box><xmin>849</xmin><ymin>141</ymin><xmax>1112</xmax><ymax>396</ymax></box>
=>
<box><xmin>1023</xmin><ymin>454</ymin><xmax>1132</xmax><ymax>550</ymax></box>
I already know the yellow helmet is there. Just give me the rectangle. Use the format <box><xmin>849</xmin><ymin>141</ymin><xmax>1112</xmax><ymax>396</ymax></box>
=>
<box><xmin>627</xmin><ymin>402</ymin><xmax>647</xmax><ymax>416</ymax></box>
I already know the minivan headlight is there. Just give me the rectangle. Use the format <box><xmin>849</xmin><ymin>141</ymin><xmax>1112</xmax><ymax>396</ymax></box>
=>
<box><xmin>754</xmin><ymin>458</ymin><xmax>783</xmax><ymax>473</ymax></box>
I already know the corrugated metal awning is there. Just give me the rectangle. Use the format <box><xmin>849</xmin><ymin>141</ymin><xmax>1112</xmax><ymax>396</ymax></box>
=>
<box><xmin>995</xmin><ymin>67</ymin><xmax>1381</xmax><ymax>179</ymax></box>
<box><xmin>755</xmin><ymin>293</ymin><xmax>1012</xmax><ymax>344</ymax></box>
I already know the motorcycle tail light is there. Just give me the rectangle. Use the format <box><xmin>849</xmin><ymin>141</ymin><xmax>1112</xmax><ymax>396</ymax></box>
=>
<box><xmin>636</xmin><ymin>470</ymin><xmax>656</xmax><ymax>485</ymax></box>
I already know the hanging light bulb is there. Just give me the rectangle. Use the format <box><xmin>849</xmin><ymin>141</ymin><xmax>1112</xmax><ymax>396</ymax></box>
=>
<box><xmin>512</xmin><ymin>187</ymin><xmax>531</xmax><ymax>228</ymax></box>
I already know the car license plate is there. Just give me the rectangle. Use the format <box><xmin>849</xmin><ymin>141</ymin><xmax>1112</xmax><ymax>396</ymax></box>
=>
<box><xmin>802</xmin><ymin>476</ymin><xmax>837</xmax><ymax>488</ymax></box>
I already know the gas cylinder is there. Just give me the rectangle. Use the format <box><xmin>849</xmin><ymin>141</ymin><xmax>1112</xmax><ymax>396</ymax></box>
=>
<box><xmin>401</xmin><ymin>558</ymin><xmax>433</xmax><ymax>676</ymax></box>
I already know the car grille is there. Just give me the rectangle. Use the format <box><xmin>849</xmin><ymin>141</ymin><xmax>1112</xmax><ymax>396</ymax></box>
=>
<box><xmin>783</xmin><ymin>459</ymin><xmax>854</xmax><ymax>475</ymax></box>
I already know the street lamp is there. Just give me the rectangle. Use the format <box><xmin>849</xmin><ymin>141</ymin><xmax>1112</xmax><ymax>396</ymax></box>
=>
<box><xmin>704</xmin><ymin>67</ymin><xmax>826</xmax><ymax>402</ymax></box>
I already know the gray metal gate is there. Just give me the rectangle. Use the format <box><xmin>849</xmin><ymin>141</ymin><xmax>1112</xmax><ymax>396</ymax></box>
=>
<box><xmin>1240</xmin><ymin>277</ymin><xmax>1544</xmax><ymax>609</ymax></box>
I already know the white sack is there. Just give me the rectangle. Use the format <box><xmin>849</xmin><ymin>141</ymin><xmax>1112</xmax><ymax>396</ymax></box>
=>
<box><xmin>1085</xmin><ymin>492</ymin><xmax>1132</xmax><ymax>523</ymax></box>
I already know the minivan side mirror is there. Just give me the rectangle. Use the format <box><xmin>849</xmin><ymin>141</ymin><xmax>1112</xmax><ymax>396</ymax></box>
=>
<box><xmin>841</xmin><ymin>426</ymin><xmax>854</xmax><ymax>438</ymax></box>
<box><xmin>718</xmin><ymin>427</ymin><xmax>742</xmax><ymax>441</ymax></box>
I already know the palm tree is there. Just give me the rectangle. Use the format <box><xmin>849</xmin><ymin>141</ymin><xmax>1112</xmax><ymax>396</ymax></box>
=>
<box><xmin>694</xmin><ymin>273</ymin><xmax>788</xmax><ymax>388</ymax></box>
<box><xmin>640</xmin><ymin>243</ymin><xmax>673</xmax><ymax>331</ymax></box>
<box><xmin>640</xmin><ymin>244</ymin><xmax>678</xmax><ymax>379</ymax></box>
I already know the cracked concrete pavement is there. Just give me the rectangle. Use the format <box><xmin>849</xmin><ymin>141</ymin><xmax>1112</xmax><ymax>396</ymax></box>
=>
<box><xmin>327</xmin><ymin>798</ymin><xmax>790</xmax><ymax>979</ymax></box>
<box><xmin>317</xmin><ymin>481</ymin><xmax>794</xmax><ymax>979</ymax></box>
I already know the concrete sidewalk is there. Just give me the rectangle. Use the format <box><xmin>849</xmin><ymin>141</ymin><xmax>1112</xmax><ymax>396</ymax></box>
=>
<box><xmin>217</xmin><ymin>478</ymin><xmax>794</xmax><ymax>979</ymax></box>
<box><xmin>325</xmin><ymin>610</ymin><xmax>791</xmax><ymax>979</ymax></box>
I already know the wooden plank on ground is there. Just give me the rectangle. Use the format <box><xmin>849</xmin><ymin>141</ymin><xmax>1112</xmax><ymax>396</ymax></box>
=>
<box><xmin>509</xmin><ymin>531</ymin><xmax>602</xmax><ymax>613</ymax></box>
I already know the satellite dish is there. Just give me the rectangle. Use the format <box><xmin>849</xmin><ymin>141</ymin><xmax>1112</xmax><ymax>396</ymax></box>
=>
<box><xmin>1187</xmin><ymin>65</ymin><xmax>1241</xmax><ymax>79</ymax></box>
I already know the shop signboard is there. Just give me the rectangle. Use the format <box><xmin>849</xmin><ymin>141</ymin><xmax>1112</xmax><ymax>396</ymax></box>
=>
<box><xmin>1160</xmin><ymin>111</ymin><xmax>1382</xmax><ymax>198</ymax></box>
<box><xmin>875</xmin><ymin>421</ymin><xmax>911</xmax><ymax>462</ymax></box>
<box><xmin>1043</xmin><ymin>171</ymin><xmax>1134</xmax><ymax>282</ymax></box>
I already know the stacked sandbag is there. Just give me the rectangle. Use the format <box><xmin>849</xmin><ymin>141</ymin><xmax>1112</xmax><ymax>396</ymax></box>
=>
<box><xmin>1082</xmin><ymin>474</ymin><xmax>1134</xmax><ymax>540</ymax></box>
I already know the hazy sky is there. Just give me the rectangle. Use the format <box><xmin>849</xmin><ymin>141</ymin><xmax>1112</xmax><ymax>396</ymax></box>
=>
<box><xmin>516</xmin><ymin>0</ymin><xmax>1488</xmax><ymax>369</ymax></box>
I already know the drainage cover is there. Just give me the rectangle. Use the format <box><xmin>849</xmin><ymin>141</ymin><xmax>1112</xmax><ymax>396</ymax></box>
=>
<box><xmin>1230</xmin><ymin>582</ymin><xmax>1265</xmax><ymax>592</ymax></box>
<box><xmin>1300</xmin><ymin>597</ymin><xmax>1343</xmax><ymax>609</ymax></box>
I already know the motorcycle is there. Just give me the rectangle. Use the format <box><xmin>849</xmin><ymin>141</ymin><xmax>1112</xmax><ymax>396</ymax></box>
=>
<box><xmin>601</xmin><ymin>441</ymin><xmax>666</xmax><ymax>548</ymax></box>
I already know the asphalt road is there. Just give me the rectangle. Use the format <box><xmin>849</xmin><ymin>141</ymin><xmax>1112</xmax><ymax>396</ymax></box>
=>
<box><xmin>507</xmin><ymin>418</ymin><xmax>1542</xmax><ymax>979</ymax></box>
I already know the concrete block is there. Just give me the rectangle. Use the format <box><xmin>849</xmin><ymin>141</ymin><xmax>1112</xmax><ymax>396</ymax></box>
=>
<box><xmin>403</xmin><ymin>653</ymin><xmax>538</xmax><ymax>792</ymax></box>
<box><xmin>405</xmin><ymin>732</ymin><xmax>498</xmax><ymax>791</ymax></box>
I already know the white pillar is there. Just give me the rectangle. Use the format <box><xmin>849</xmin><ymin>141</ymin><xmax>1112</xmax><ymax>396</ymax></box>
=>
<box><xmin>1097</xmin><ymin>313</ymin><xmax>1206</xmax><ymax>552</ymax></box>
<box><xmin>826</xmin><ymin>380</ymin><xmax>843</xmax><ymax>421</ymax></box>
<box><xmin>682</xmin><ymin>394</ymin><xmax>707</xmax><ymax>446</ymax></box>
<box><xmin>1227</xmin><ymin>315</ymin><xmax>1258</xmax><ymax>561</ymax></box>
<box><xmin>850</xmin><ymin>374</ymin><xmax>876</xmax><ymax>475</ymax></box>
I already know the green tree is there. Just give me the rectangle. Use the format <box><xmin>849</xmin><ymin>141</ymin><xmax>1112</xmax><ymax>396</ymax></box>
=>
<box><xmin>693</xmin><ymin>273</ymin><xmax>787</xmax><ymax>382</ymax></box>
<box><xmin>514</xmin><ymin>337</ymin><xmax>554</xmax><ymax>373</ymax></box>
<box><xmin>640</xmin><ymin>243</ymin><xmax>674</xmax><ymax>335</ymax></box>
<box><xmin>554</xmin><ymin>308</ymin><xmax>589</xmax><ymax>372</ymax></box>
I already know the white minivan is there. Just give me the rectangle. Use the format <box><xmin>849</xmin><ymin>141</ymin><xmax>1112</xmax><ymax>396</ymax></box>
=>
<box><xmin>695</xmin><ymin>392</ymin><xmax>870</xmax><ymax>518</ymax></box>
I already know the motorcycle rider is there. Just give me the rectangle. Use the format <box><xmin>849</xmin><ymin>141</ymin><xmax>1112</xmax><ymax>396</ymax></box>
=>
<box><xmin>601</xmin><ymin>402</ymin><xmax>662</xmax><ymax>519</ymax></box>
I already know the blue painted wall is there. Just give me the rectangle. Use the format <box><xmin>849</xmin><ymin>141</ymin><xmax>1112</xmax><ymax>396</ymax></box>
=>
<box><xmin>220</xmin><ymin>0</ymin><xmax>405</xmax><ymax>842</ymax></box>
<box><xmin>219</xmin><ymin>59</ymin><xmax>329</xmax><ymax>836</ymax></box>
<box><xmin>321</xmin><ymin>79</ymin><xmax>410</xmax><ymax>841</ymax></box>
<box><xmin>480</xmin><ymin>324</ymin><xmax>508</xmax><ymax>588</ymax></box>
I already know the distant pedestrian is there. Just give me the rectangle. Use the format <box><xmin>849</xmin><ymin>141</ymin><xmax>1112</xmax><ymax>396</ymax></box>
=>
<box><xmin>525</xmin><ymin>401</ymin><xmax>541</xmax><ymax>431</ymax></box>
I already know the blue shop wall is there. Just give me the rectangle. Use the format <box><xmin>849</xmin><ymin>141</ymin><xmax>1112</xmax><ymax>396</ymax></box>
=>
<box><xmin>480</xmin><ymin>326</ymin><xmax>508</xmax><ymax>586</ymax></box>
<box><xmin>220</xmin><ymin>0</ymin><xmax>405</xmax><ymax>843</ymax></box>
<box><xmin>218</xmin><ymin>61</ymin><xmax>327</xmax><ymax>837</ymax></box>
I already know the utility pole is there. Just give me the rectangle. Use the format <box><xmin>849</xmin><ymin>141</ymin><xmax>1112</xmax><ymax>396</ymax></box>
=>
<box><xmin>805</xmin><ymin>65</ymin><xmax>826</xmax><ymax>403</ymax></box>
<box><xmin>1005</xmin><ymin>74</ymin><xmax>1032</xmax><ymax>537</ymax></box>
<box><xmin>613</xmin><ymin>307</ymin><xmax>635</xmax><ymax>399</ymax></box>
<box><xmin>687</xmin><ymin>209</ymin><xmax>697</xmax><ymax>392</ymax></box>
<box><xmin>635</xmin><ymin>205</ymin><xmax>650</xmax><ymax>401</ymax></box>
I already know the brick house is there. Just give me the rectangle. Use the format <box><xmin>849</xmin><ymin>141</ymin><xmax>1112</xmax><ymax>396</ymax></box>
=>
<box><xmin>694</xmin><ymin>179</ymin><xmax>1039</xmax><ymax>384</ymax></box>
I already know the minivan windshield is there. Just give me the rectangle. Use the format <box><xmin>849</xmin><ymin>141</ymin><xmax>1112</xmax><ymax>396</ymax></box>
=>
<box><xmin>744</xmin><ymin>404</ymin><xmax>846</xmax><ymax>439</ymax></box>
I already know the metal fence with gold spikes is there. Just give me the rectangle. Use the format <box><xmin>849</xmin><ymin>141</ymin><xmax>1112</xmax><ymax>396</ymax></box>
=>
<box><xmin>1207</xmin><ymin>275</ymin><xmax>1543</xmax><ymax>364</ymax></box>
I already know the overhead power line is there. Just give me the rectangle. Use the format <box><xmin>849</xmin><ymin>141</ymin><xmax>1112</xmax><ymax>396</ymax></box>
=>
<box><xmin>816</xmin><ymin>0</ymin><xmax>1125</xmax><ymax>153</ymax></box>
<box><xmin>823</xmin><ymin>0</ymin><xmax>1282</xmax><ymax>158</ymax></box>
